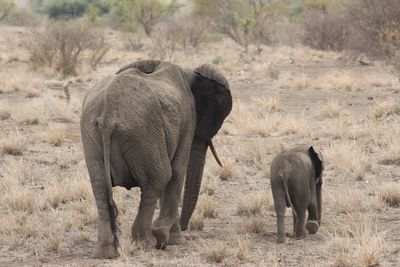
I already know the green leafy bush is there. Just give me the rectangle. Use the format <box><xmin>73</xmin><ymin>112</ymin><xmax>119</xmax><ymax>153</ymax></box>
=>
<box><xmin>0</xmin><ymin>0</ymin><xmax>14</xmax><ymax>20</ymax></box>
<box><xmin>192</xmin><ymin>0</ymin><xmax>285</xmax><ymax>51</ymax></box>
<box><xmin>45</xmin><ymin>0</ymin><xmax>110</xmax><ymax>20</ymax></box>
<box><xmin>112</xmin><ymin>0</ymin><xmax>180</xmax><ymax>35</ymax></box>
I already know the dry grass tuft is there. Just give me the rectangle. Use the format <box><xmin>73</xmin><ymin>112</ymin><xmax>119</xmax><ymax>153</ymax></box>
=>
<box><xmin>202</xmin><ymin>241</ymin><xmax>229</xmax><ymax>263</ymax></box>
<box><xmin>201</xmin><ymin>174</ymin><xmax>218</xmax><ymax>196</ymax></box>
<box><xmin>0</xmin><ymin>131</ymin><xmax>27</xmax><ymax>156</ymax></box>
<box><xmin>327</xmin><ymin>188</ymin><xmax>383</xmax><ymax>214</ymax></box>
<box><xmin>235</xmin><ymin>236</ymin><xmax>249</xmax><ymax>260</ymax></box>
<box><xmin>2</xmin><ymin>187</ymin><xmax>36</xmax><ymax>212</ymax></box>
<box><xmin>319</xmin><ymin>99</ymin><xmax>345</xmax><ymax>118</ymax></box>
<box><xmin>189</xmin><ymin>211</ymin><xmax>204</xmax><ymax>231</ymax></box>
<box><xmin>237</xmin><ymin>191</ymin><xmax>273</xmax><ymax>216</ymax></box>
<box><xmin>218</xmin><ymin>161</ymin><xmax>236</xmax><ymax>181</ymax></box>
<box><xmin>252</xmin><ymin>96</ymin><xmax>283</xmax><ymax>113</ymax></box>
<box><xmin>242</xmin><ymin>217</ymin><xmax>266</xmax><ymax>234</ymax></box>
<box><xmin>327</xmin><ymin>214</ymin><xmax>385</xmax><ymax>267</ymax></box>
<box><xmin>0</xmin><ymin>101</ymin><xmax>11</xmax><ymax>120</ymax></box>
<box><xmin>325</xmin><ymin>141</ymin><xmax>371</xmax><ymax>180</ymax></box>
<box><xmin>43</xmin><ymin>123</ymin><xmax>67</xmax><ymax>146</ymax></box>
<box><xmin>369</xmin><ymin>98</ymin><xmax>400</xmax><ymax>119</ymax></box>
<box><xmin>377</xmin><ymin>182</ymin><xmax>400</xmax><ymax>207</ymax></box>
<box><xmin>197</xmin><ymin>195</ymin><xmax>217</xmax><ymax>218</ymax></box>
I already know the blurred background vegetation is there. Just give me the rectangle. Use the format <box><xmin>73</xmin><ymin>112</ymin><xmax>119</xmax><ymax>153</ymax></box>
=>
<box><xmin>1</xmin><ymin>0</ymin><xmax>400</xmax><ymax>75</ymax></box>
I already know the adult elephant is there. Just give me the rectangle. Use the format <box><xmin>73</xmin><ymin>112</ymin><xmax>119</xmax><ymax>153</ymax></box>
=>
<box><xmin>80</xmin><ymin>60</ymin><xmax>232</xmax><ymax>258</ymax></box>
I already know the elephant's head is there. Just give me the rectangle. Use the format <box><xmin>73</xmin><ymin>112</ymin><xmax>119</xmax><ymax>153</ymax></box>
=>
<box><xmin>308</xmin><ymin>146</ymin><xmax>324</xmax><ymax>224</ymax></box>
<box><xmin>180</xmin><ymin>64</ymin><xmax>232</xmax><ymax>231</ymax></box>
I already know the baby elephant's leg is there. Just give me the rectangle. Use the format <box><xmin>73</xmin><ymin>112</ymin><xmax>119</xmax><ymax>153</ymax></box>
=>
<box><xmin>306</xmin><ymin>192</ymin><xmax>319</xmax><ymax>234</ymax></box>
<box><xmin>294</xmin><ymin>208</ymin><xmax>308</xmax><ymax>239</ymax></box>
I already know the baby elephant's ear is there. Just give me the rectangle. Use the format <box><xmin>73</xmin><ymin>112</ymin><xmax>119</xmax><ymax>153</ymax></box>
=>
<box><xmin>308</xmin><ymin>146</ymin><xmax>324</xmax><ymax>184</ymax></box>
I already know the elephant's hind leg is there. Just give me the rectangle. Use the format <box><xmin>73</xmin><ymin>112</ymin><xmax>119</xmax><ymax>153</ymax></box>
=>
<box><xmin>131</xmin><ymin>188</ymin><xmax>158</xmax><ymax>248</ymax></box>
<box><xmin>87</xmin><ymin>161</ymin><xmax>119</xmax><ymax>259</ymax></box>
<box><xmin>153</xmin><ymin>147</ymin><xmax>189</xmax><ymax>249</ymax></box>
<box><xmin>271</xmin><ymin>179</ymin><xmax>287</xmax><ymax>243</ymax></box>
<box><xmin>294</xmin><ymin>208</ymin><xmax>308</xmax><ymax>239</ymax></box>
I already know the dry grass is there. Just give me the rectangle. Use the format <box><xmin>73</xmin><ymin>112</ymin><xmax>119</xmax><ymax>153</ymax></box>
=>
<box><xmin>189</xmin><ymin>211</ymin><xmax>205</xmax><ymax>231</ymax></box>
<box><xmin>0</xmin><ymin>101</ymin><xmax>11</xmax><ymax>120</ymax></box>
<box><xmin>319</xmin><ymin>99</ymin><xmax>346</xmax><ymax>118</ymax></box>
<box><xmin>252</xmin><ymin>96</ymin><xmax>283</xmax><ymax>113</ymax></box>
<box><xmin>377</xmin><ymin>182</ymin><xmax>400</xmax><ymax>207</ymax></box>
<box><xmin>327</xmin><ymin>188</ymin><xmax>383</xmax><ymax>214</ymax></box>
<box><xmin>237</xmin><ymin>191</ymin><xmax>273</xmax><ymax>216</ymax></box>
<box><xmin>197</xmin><ymin>195</ymin><xmax>217</xmax><ymax>218</ymax></box>
<box><xmin>202</xmin><ymin>241</ymin><xmax>229</xmax><ymax>263</ymax></box>
<box><xmin>0</xmin><ymin>131</ymin><xmax>27</xmax><ymax>156</ymax></box>
<box><xmin>325</xmin><ymin>141</ymin><xmax>372</xmax><ymax>180</ymax></box>
<box><xmin>369</xmin><ymin>98</ymin><xmax>400</xmax><ymax>119</ymax></box>
<box><xmin>239</xmin><ymin>217</ymin><xmax>266</xmax><ymax>234</ymax></box>
<box><xmin>235</xmin><ymin>236</ymin><xmax>249</xmax><ymax>260</ymax></box>
<box><xmin>43</xmin><ymin>123</ymin><xmax>67</xmax><ymax>146</ymax></box>
<box><xmin>327</xmin><ymin>214</ymin><xmax>386</xmax><ymax>267</ymax></box>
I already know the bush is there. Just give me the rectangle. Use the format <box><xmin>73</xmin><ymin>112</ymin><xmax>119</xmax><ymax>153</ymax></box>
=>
<box><xmin>3</xmin><ymin>8</ymin><xmax>43</xmax><ymax>26</ymax></box>
<box><xmin>300</xmin><ymin>5</ymin><xmax>350</xmax><ymax>51</ymax></box>
<box><xmin>0</xmin><ymin>0</ymin><xmax>14</xmax><ymax>20</ymax></box>
<box><xmin>151</xmin><ymin>20</ymin><xmax>183</xmax><ymax>60</ymax></box>
<box><xmin>24</xmin><ymin>20</ymin><xmax>110</xmax><ymax>76</ymax></box>
<box><xmin>112</xmin><ymin>0</ymin><xmax>180</xmax><ymax>35</ymax></box>
<box><xmin>348</xmin><ymin>0</ymin><xmax>400</xmax><ymax>60</ymax></box>
<box><xmin>192</xmin><ymin>0</ymin><xmax>285</xmax><ymax>51</ymax></box>
<box><xmin>45</xmin><ymin>0</ymin><xmax>110</xmax><ymax>21</ymax></box>
<box><xmin>46</xmin><ymin>0</ymin><xmax>87</xmax><ymax>20</ymax></box>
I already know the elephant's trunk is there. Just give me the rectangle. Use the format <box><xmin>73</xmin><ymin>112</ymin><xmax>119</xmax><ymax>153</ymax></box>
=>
<box><xmin>180</xmin><ymin>139</ymin><xmax>208</xmax><ymax>231</ymax></box>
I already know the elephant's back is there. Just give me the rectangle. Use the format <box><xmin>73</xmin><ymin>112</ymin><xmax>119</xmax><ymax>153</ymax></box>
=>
<box><xmin>270</xmin><ymin>151</ymin><xmax>312</xmax><ymax>180</ymax></box>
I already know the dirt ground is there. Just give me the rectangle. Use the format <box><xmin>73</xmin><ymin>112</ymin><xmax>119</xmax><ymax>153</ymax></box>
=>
<box><xmin>0</xmin><ymin>26</ymin><xmax>400</xmax><ymax>266</ymax></box>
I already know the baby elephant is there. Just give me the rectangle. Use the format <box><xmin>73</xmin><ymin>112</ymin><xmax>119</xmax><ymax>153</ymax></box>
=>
<box><xmin>270</xmin><ymin>145</ymin><xmax>324</xmax><ymax>243</ymax></box>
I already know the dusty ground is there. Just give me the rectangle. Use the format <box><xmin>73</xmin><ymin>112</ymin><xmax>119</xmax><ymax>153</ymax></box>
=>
<box><xmin>1</xmin><ymin>26</ymin><xmax>400</xmax><ymax>266</ymax></box>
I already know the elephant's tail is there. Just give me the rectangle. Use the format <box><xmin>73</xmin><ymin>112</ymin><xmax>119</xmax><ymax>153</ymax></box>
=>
<box><xmin>280</xmin><ymin>175</ymin><xmax>297</xmax><ymax>219</ymax></box>
<box><xmin>100</xmin><ymin>122</ymin><xmax>119</xmax><ymax>251</ymax></box>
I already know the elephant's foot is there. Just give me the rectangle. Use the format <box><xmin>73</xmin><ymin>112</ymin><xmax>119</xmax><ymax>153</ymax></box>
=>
<box><xmin>152</xmin><ymin>216</ymin><xmax>177</xmax><ymax>249</ymax></box>
<box><xmin>306</xmin><ymin>220</ymin><xmax>319</xmax><ymax>234</ymax></box>
<box><xmin>295</xmin><ymin>229</ymin><xmax>308</xmax><ymax>239</ymax></box>
<box><xmin>132</xmin><ymin>226</ymin><xmax>157</xmax><ymax>249</ymax></box>
<box><xmin>277</xmin><ymin>235</ymin><xmax>287</xmax><ymax>243</ymax></box>
<box><xmin>92</xmin><ymin>243</ymin><xmax>118</xmax><ymax>259</ymax></box>
<box><xmin>168</xmin><ymin>231</ymin><xmax>186</xmax><ymax>245</ymax></box>
<box><xmin>152</xmin><ymin>226</ymin><xmax>169</xmax><ymax>249</ymax></box>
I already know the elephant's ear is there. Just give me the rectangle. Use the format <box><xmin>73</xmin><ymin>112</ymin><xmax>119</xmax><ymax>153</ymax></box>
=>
<box><xmin>190</xmin><ymin>64</ymin><xmax>232</xmax><ymax>140</ymax></box>
<box><xmin>308</xmin><ymin>146</ymin><xmax>324</xmax><ymax>184</ymax></box>
<box><xmin>116</xmin><ymin>60</ymin><xmax>162</xmax><ymax>74</ymax></box>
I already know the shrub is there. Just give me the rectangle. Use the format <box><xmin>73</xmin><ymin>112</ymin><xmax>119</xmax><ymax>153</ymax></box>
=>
<box><xmin>24</xmin><ymin>20</ymin><xmax>109</xmax><ymax>76</ymax></box>
<box><xmin>192</xmin><ymin>0</ymin><xmax>285</xmax><ymax>51</ymax></box>
<box><xmin>3</xmin><ymin>8</ymin><xmax>43</xmax><ymax>26</ymax></box>
<box><xmin>300</xmin><ymin>4</ymin><xmax>350</xmax><ymax>51</ymax></box>
<box><xmin>0</xmin><ymin>0</ymin><xmax>14</xmax><ymax>20</ymax></box>
<box><xmin>151</xmin><ymin>20</ymin><xmax>183</xmax><ymax>60</ymax></box>
<box><xmin>46</xmin><ymin>0</ymin><xmax>87</xmax><ymax>20</ymax></box>
<box><xmin>348</xmin><ymin>0</ymin><xmax>400</xmax><ymax>60</ymax></box>
<box><xmin>112</xmin><ymin>0</ymin><xmax>180</xmax><ymax>35</ymax></box>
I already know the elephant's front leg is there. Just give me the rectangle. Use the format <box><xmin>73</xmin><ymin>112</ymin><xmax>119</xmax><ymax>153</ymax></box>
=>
<box><xmin>88</xmin><ymin>163</ymin><xmax>119</xmax><ymax>259</ymax></box>
<box><xmin>131</xmin><ymin>188</ymin><xmax>158</xmax><ymax>248</ymax></box>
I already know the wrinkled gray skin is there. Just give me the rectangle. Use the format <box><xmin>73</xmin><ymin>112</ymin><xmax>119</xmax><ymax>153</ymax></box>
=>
<box><xmin>80</xmin><ymin>60</ymin><xmax>232</xmax><ymax>258</ymax></box>
<box><xmin>270</xmin><ymin>145</ymin><xmax>324</xmax><ymax>243</ymax></box>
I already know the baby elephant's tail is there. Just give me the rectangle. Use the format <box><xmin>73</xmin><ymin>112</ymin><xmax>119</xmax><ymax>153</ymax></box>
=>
<box><xmin>280</xmin><ymin>175</ymin><xmax>297</xmax><ymax>219</ymax></box>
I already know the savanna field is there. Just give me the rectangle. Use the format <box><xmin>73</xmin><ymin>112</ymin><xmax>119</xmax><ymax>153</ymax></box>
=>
<box><xmin>1</xmin><ymin>0</ymin><xmax>400</xmax><ymax>266</ymax></box>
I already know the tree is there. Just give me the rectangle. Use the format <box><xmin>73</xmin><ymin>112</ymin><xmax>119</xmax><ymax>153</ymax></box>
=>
<box><xmin>0</xmin><ymin>0</ymin><xmax>14</xmax><ymax>20</ymax></box>
<box><xmin>112</xmin><ymin>0</ymin><xmax>180</xmax><ymax>35</ymax></box>
<box><xmin>192</xmin><ymin>0</ymin><xmax>285</xmax><ymax>52</ymax></box>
